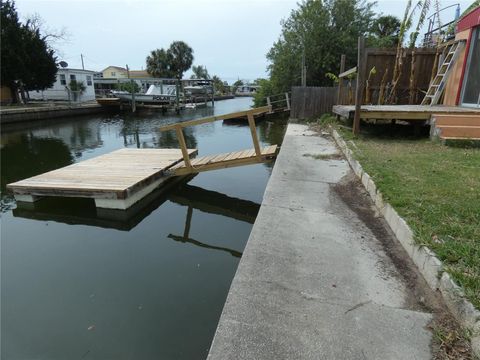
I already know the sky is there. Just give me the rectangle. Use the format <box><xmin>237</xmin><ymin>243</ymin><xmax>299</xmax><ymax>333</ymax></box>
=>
<box><xmin>15</xmin><ymin>0</ymin><xmax>473</xmax><ymax>82</ymax></box>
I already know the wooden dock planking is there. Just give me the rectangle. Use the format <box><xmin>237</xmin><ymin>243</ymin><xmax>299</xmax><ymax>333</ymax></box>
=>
<box><xmin>9</xmin><ymin>106</ymin><xmax>279</xmax><ymax>211</ymax></box>
<box><xmin>7</xmin><ymin>148</ymin><xmax>197</xmax><ymax>209</ymax></box>
<box><xmin>332</xmin><ymin>105</ymin><xmax>480</xmax><ymax>121</ymax></box>
<box><xmin>170</xmin><ymin>145</ymin><xmax>278</xmax><ymax>176</ymax></box>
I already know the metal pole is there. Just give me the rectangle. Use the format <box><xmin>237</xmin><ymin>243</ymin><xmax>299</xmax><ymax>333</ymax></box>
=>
<box><xmin>337</xmin><ymin>54</ymin><xmax>346</xmax><ymax>104</ymax></box>
<box><xmin>353</xmin><ymin>36</ymin><xmax>365</xmax><ymax>135</ymax></box>
<box><xmin>81</xmin><ymin>54</ymin><xmax>85</xmax><ymax>70</ymax></box>
<box><xmin>301</xmin><ymin>46</ymin><xmax>306</xmax><ymax>87</ymax></box>
<box><xmin>176</xmin><ymin>78</ymin><xmax>180</xmax><ymax>114</ymax></box>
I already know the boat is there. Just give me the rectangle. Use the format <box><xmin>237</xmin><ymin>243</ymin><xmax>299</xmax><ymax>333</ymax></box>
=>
<box><xmin>184</xmin><ymin>80</ymin><xmax>213</xmax><ymax>96</ymax></box>
<box><xmin>111</xmin><ymin>85</ymin><xmax>177</xmax><ymax>104</ymax></box>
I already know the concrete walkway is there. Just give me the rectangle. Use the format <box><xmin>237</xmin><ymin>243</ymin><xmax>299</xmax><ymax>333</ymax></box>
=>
<box><xmin>208</xmin><ymin>123</ymin><xmax>438</xmax><ymax>359</ymax></box>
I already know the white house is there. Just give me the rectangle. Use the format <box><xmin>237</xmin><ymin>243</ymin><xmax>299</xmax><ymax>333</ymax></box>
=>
<box><xmin>28</xmin><ymin>68</ymin><xmax>96</xmax><ymax>102</ymax></box>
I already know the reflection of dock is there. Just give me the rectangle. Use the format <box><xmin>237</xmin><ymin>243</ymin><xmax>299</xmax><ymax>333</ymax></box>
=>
<box><xmin>8</xmin><ymin>106</ymin><xmax>278</xmax><ymax>210</ymax></box>
<box><xmin>12</xmin><ymin>182</ymin><xmax>260</xmax><ymax>231</ymax></box>
<box><xmin>169</xmin><ymin>184</ymin><xmax>260</xmax><ymax>224</ymax></box>
<box><xmin>169</xmin><ymin>206</ymin><xmax>242</xmax><ymax>258</ymax></box>
<box><xmin>13</xmin><ymin>182</ymin><xmax>258</xmax><ymax>258</ymax></box>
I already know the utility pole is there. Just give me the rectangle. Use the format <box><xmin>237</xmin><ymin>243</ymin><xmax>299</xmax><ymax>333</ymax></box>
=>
<box><xmin>126</xmin><ymin>64</ymin><xmax>136</xmax><ymax>113</ymax></box>
<box><xmin>301</xmin><ymin>44</ymin><xmax>307</xmax><ymax>87</ymax></box>
<box><xmin>81</xmin><ymin>54</ymin><xmax>85</xmax><ymax>70</ymax></box>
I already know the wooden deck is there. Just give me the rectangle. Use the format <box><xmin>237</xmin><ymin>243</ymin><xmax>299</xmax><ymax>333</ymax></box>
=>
<box><xmin>170</xmin><ymin>145</ymin><xmax>278</xmax><ymax>176</ymax></box>
<box><xmin>8</xmin><ymin>106</ymin><xmax>279</xmax><ymax>211</ymax></box>
<box><xmin>7</xmin><ymin>148</ymin><xmax>197</xmax><ymax>209</ymax></box>
<box><xmin>333</xmin><ymin>105</ymin><xmax>480</xmax><ymax>121</ymax></box>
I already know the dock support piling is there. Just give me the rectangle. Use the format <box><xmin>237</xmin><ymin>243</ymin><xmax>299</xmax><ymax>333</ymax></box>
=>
<box><xmin>247</xmin><ymin>113</ymin><xmax>262</xmax><ymax>159</ymax></box>
<box><xmin>175</xmin><ymin>125</ymin><xmax>193</xmax><ymax>170</ymax></box>
<box><xmin>285</xmin><ymin>92</ymin><xmax>291</xmax><ymax>111</ymax></box>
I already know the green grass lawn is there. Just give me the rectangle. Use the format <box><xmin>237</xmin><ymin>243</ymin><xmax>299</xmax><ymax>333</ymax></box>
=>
<box><xmin>337</xmin><ymin>124</ymin><xmax>480</xmax><ymax>309</ymax></box>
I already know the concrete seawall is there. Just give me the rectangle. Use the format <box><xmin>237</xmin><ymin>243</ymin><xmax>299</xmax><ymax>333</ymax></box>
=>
<box><xmin>1</xmin><ymin>103</ymin><xmax>105</xmax><ymax>124</ymax></box>
<box><xmin>207</xmin><ymin>123</ymin><xmax>445</xmax><ymax>359</ymax></box>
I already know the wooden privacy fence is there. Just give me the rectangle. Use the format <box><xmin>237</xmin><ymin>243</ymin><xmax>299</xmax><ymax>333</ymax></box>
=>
<box><xmin>290</xmin><ymin>86</ymin><xmax>337</xmax><ymax>119</ymax></box>
<box><xmin>337</xmin><ymin>47</ymin><xmax>437</xmax><ymax>106</ymax></box>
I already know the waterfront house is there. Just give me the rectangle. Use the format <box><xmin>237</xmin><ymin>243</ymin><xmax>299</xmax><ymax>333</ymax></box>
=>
<box><xmin>28</xmin><ymin>68</ymin><xmax>96</xmax><ymax>102</ymax></box>
<box><xmin>443</xmin><ymin>6</ymin><xmax>480</xmax><ymax>108</ymax></box>
<box><xmin>101</xmin><ymin>66</ymin><xmax>128</xmax><ymax>79</ymax></box>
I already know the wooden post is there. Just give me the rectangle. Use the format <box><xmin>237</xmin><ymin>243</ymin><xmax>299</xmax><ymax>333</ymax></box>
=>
<box><xmin>183</xmin><ymin>205</ymin><xmax>193</xmax><ymax>239</ymax></box>
<box><xmin>337</xmin><ymin>54</ymin><xmax>346</xmax><ymax>105</ymax></box>
<box><xmin>131</xmin><ymin>80</ymin><xmax>136</xmax><ymax>113</ymax></box>
<box><xmin>353</xmin><ymin>37</ymin><xmax>365</xmax><ymax>135</ymax></box>
<box><xmin>175</xmin><ymin>125</ymin><xmax>192</xmax><ymax>170</ymax></box>
<box><xmin>266</xmin><ymin>96</ymin><xmax>272</xmax><ymax>113</ymax></box>
<box><xmin>247</xmin><ymin>112</ymin><xmax>262</xmax><ymax>158</ymax></box>
<box><xmin>211</xmin><ymin>81</ymin><xmax>215</xmax><ymax>107</ymax></box>
<box><xmin>175</xmin><ymin>78</ymin><xmax>180</xmax><ymax>114</ymax></box>
<box><xmin>285</xmin><ymin>92</ymin><xmax>290</xmax><ymax>110</ymax></box>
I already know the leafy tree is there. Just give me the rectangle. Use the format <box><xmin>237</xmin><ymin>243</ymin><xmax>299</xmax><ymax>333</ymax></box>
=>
<box><xmin>211</xmin><ymin>75</ymin><xmax>225</xmax><ymax>94</ymax></box>
<box><xmin>0</xmin><ymin>0</ymin><xmax>57</xmax><ymax>102</ymax></box>
<box><xmin>1</xmin><ymin>0</ymin><xmax>26</xmax><ymax>96</ymax></box>
<box><xmin>168</xmin><ymin>41</ymin><xmax>194</xmax><ymax>79</ymax></box>
<box><xmin>253</xmin><ymin>78</ymin><xmax>274</xmax><ymax>107</ymax></box>
<box><xmin>146</xmin><ymin>48</ymin><xmax>174</xmax><ymax>78</ymax></box>
<box><xmin>191</xmin><ymin>65</ymin><xmax>210</xmax><ymax>79</ymax></box>
<box><xmin>266</xmin><ymin>0</ymin><xmax>376</xmax><ymax>93</ymax></box>
<box><xmin>22</xmin><ymin>27</ymin><xmax>57</xmax><ymax>91</ymax></box>
<box><xmin>231</xmin><ymin>79</ymin><xmax>244</xmax><ymax>93</ymax></box>
<box><xmin>115</xmin><ymin>81</ymin><xmax>140</xmax><ymax>93</ymax></box>
<box><xmin>233</xmin><ymin>79</ymin><xmax>244</xmax><ymax>87</ymax></box>
<box><xmin>368</xmin><ymin>15</ymin><xmax>401</xmax><ymax>47</ymax></box>
<box><xmin>68</xmin><ymin>80</ymin><xmax>86</xmax><ymax>93</ymax></box>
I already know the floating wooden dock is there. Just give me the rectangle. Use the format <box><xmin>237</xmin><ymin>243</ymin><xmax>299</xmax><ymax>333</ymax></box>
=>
<box><xmin>8</xmin><ymin>106</ymin><xmax>278</xmax><ymax>210</ymax></box>
<box><xmin>7</xmin><ymin>148</ymin><xmax>197</xmax><ymax>210</ymax></box>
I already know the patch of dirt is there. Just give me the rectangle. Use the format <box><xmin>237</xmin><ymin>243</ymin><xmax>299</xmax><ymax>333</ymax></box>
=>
<box><xmin>331</xmin><ymin>173</ymin><xmax>473</xmax><ymax>359</ymax></box>
<box><xmin>302</xmin><ymin>153</ymin><xmax>343</xmax><ymax>160</ymax></box>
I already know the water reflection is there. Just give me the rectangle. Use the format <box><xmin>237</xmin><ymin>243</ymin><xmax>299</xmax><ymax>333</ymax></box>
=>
<box><xmin>12</xmin><ymin>179</ymin><xmax>260</xmax><ymax>259</ymax></box>
<box><xmin>1</xmin><ymin>135</ymin><xmax>74</xmax><ymax>211</ymax></box>
<box><xmin>1</xmin><ymin>98</ymin><xmax>287</xmax><ymax>360</ymax></box>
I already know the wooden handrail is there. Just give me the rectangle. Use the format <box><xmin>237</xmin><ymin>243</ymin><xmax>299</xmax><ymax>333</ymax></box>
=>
<box><xmin>158</xmin><ymin>106</ymin><xmax>271</xmax><ymax>170</ymax></box>
<box><xmin>339</xmin><ymin>67</ymin><xmax>357</xmax><ymax>79</ymax></box>
<box><xmin>158</xmin><ymin>106</ymin><xmax>271</xmax><ymax>132</ymax></box>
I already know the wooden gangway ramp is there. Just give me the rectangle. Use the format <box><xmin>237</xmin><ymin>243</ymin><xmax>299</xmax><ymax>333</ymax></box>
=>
<box><xmin>8</xmin><ymin>106</ymin><xmax>278</xmax><ymax>210</ymax></box>
<box><xmin>7</xmin><ymin>148</ymin><xmax>197</xmax><ymax>210</ymax></box>
<box><xmin>159</xmin><ymin>106</ymin><xmax>278</xmax><ymax>176</ymax></box>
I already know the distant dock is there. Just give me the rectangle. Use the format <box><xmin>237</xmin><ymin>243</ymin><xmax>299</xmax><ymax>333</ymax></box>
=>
<box><xmin>0</xmin><ymin>103</ymin><xmax>104</xmax><ymax>124</ymax></box>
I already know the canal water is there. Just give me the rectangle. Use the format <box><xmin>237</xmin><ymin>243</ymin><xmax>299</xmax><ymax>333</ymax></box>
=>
<box><xmin>1</xmin><ymin>98</ymin><xmax>287</xmax><ymax>360</ymax></box>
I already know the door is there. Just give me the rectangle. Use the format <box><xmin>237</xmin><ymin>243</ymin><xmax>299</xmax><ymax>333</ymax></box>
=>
<box><xmin>460</xmin><ymin>27</ymin><xmax>480</xmax><ymax>107</ymax></box>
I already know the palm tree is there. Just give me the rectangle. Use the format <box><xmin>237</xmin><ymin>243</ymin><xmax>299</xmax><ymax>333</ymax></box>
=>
<box><xmin>191</xmin><ymin>65</ymin><xmax>210</xmax><ymax>79</ymax></box>
<box><xmin>168</xmin><ymin>41</ymin><xmax>194</xmax><ymax>79</ymax></box>
<box><xmin>146</xmin><ymin>49</ymin><xmax>174</xmax><ymax>78</ymax></box>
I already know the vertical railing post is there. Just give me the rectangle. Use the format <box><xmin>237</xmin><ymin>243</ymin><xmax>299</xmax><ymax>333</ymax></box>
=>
<box><xmin>175</xmin><ymin>125</ymin><xmax>192</xmax><ymax>170</ymax></box>
<box><xmin>266</xmin><ymin>96</ymin><xmax>272</xmax><ymax>113</ymax></box>
<box><xmin>353</xmin><ymin>37</ymin><xmax>365</xmax><ymax>135</ymax></box>
<box><xmin>247</xmin><ymin>112</ymin><xmax>262</xmax><ymax>159</ymax></box>
<box><xmin>285</xmin><ymin>92</ymin><xmax>291</xmax><ymax>110</ymax></box>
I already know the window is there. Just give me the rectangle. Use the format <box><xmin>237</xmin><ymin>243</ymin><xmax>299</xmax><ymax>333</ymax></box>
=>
<box><xmin>86</xmin><ymin>75</ymin><xmax>92</xmax><ymax>86</ymax></box>
<box><xmin>60</xmin><ymin>74</ymin><xmax>66</xmax><ymax>85</ymax></box>
<box><xmin>70</xmin><ymin>74</ymin><xmax>76</xmax><ymax>81</ymax></box>
<box><xmin>111</xmin><ymin>71</ymin><xmax>116</xmax><ymax>77</ymax></box>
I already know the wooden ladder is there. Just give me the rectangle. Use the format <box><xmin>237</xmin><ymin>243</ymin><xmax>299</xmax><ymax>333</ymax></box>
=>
<box><xmin>421</xmin><ymin>41</ymin><xmax>464</xmax><ymax>105</ymax></box>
